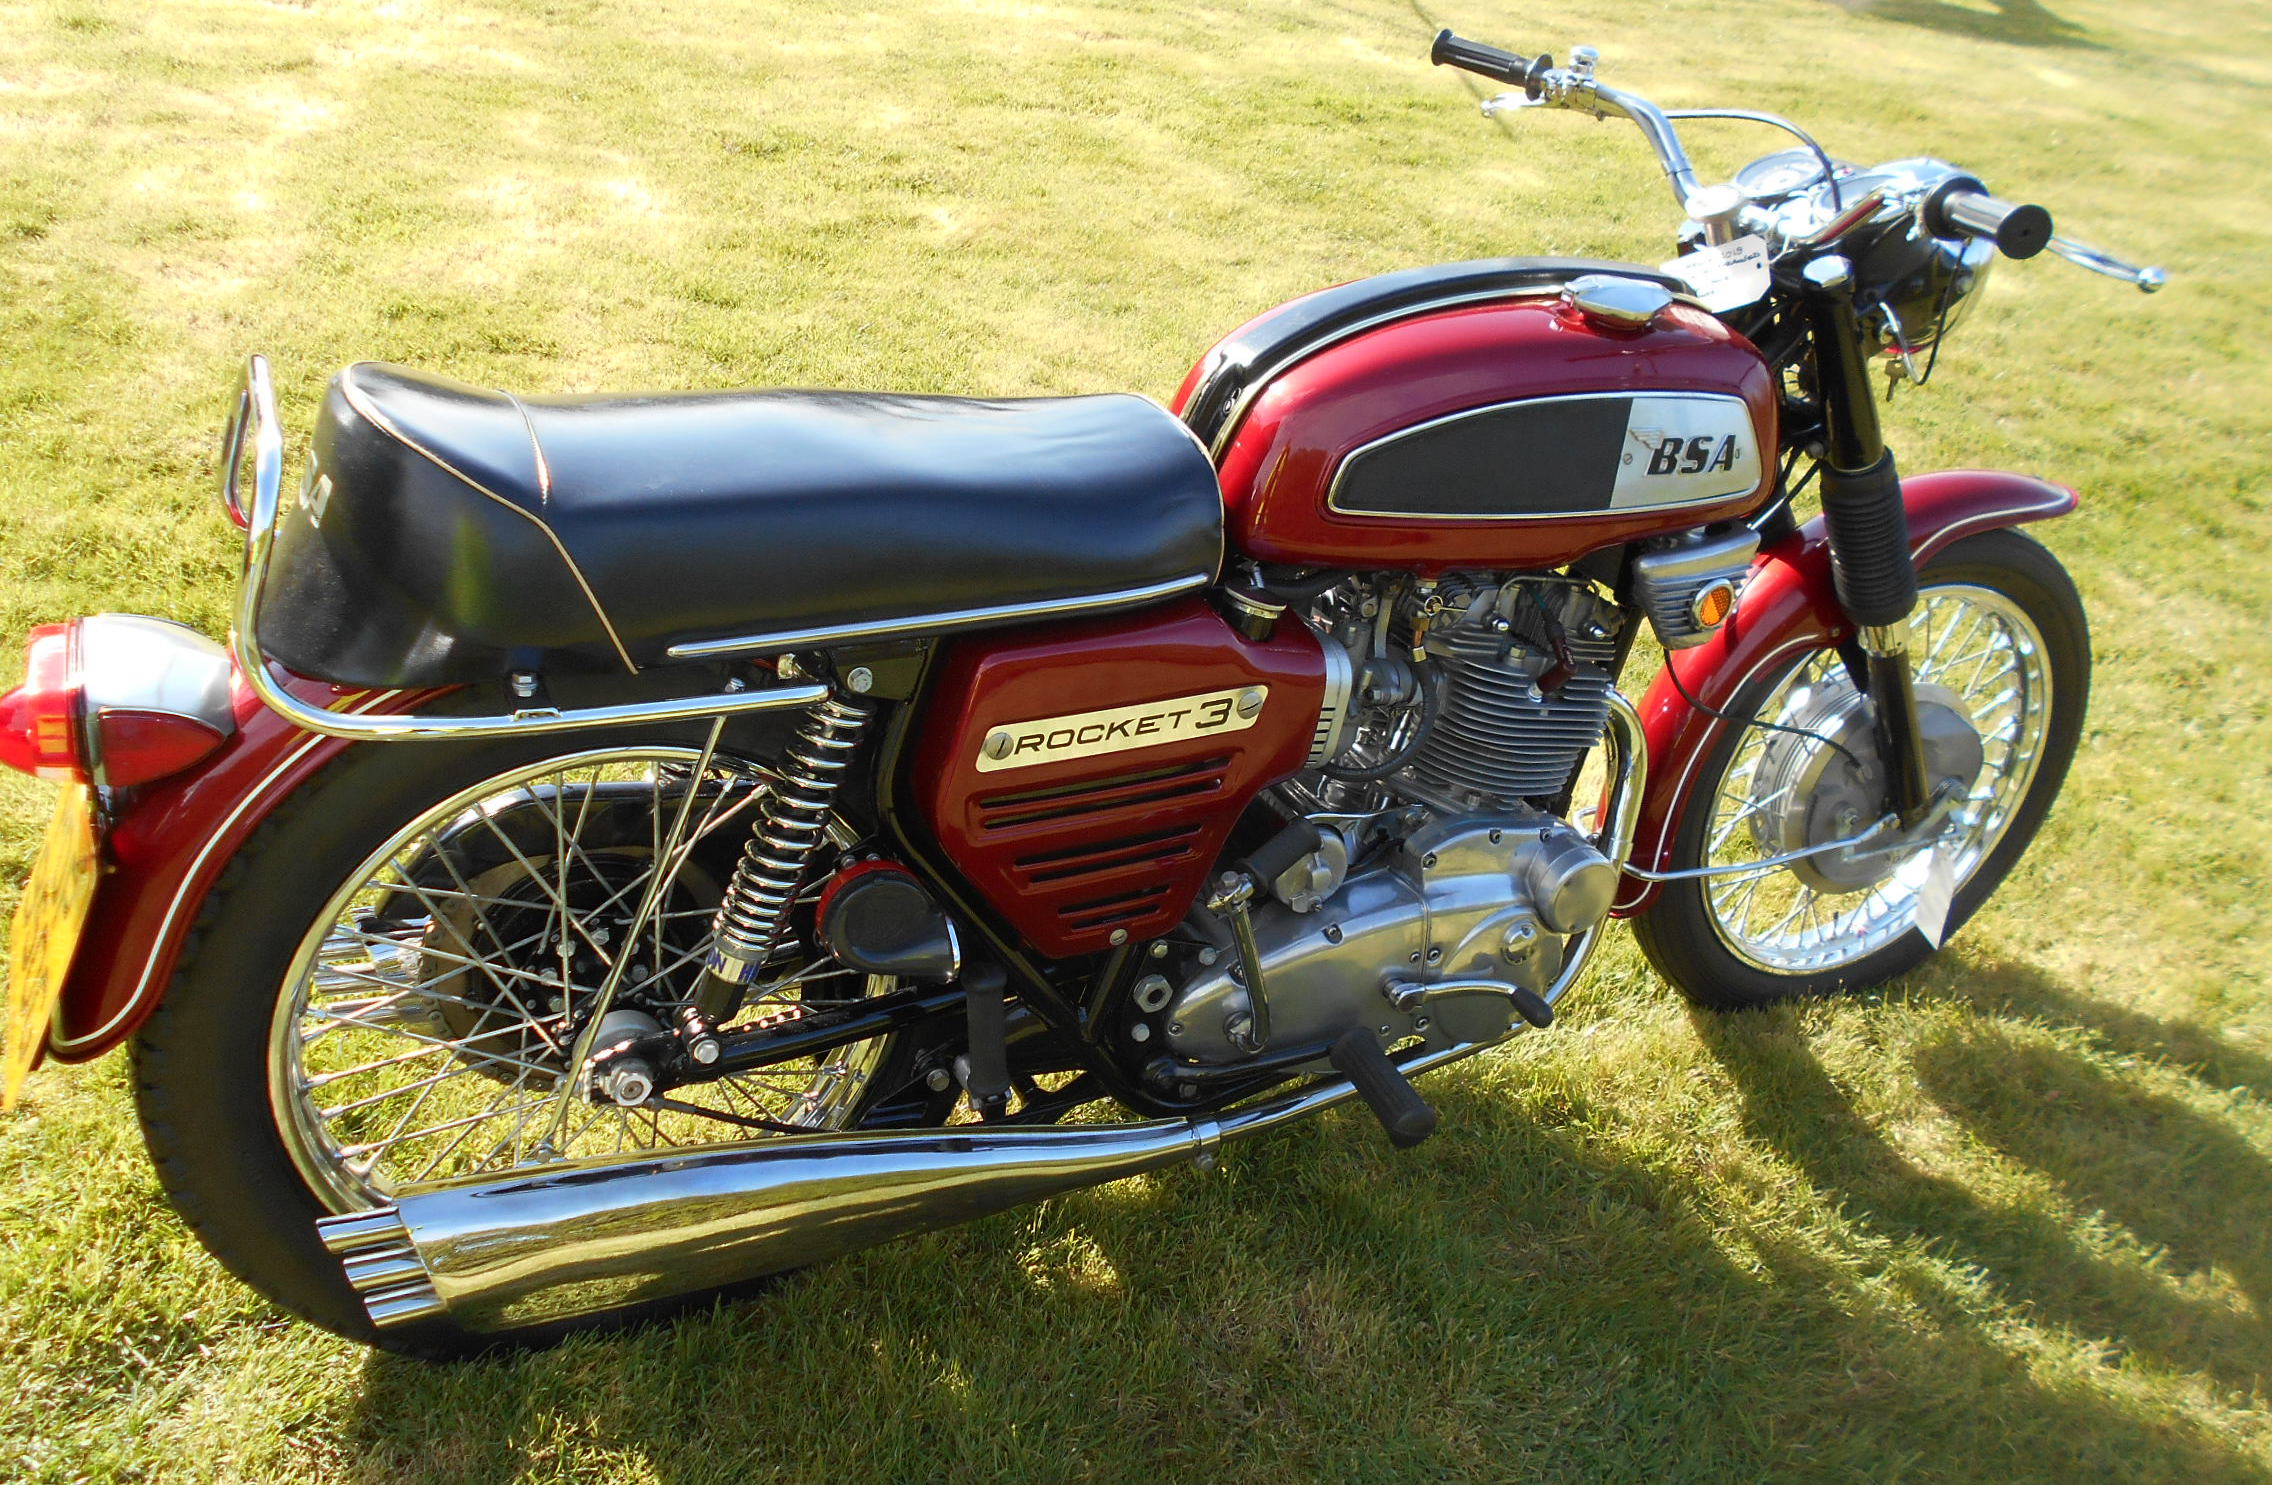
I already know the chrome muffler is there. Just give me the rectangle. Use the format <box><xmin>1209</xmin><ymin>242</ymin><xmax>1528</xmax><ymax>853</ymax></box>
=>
<box><xmin>318</xmin><ymin>1117</ymin><xmax>1223</xmax><ymax>1332</ymax></box>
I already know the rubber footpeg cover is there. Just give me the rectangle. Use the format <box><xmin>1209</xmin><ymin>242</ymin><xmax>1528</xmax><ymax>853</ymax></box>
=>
<box><xmin>1328</xmin><ymin>1028</ymin><xmax>1439</xmax><ymax>1149</ymax></box>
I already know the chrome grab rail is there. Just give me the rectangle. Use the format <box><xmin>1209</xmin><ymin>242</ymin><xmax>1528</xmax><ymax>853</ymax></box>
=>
<box><xmin>220</xmin><ymin>355</ymin><xmax>831</xmax><ymax>741</ymax></box>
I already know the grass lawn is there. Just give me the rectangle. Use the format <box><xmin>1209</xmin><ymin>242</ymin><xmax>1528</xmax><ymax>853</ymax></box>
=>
<box><xmin>1</xmin><ymin>0</ymin><xmax>2268</xmax><ymax>1479</ymax></box>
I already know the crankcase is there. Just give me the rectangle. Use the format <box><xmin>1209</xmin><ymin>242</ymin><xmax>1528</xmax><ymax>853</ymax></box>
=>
<box><xmin>1163</xmin><ymin>812</ymin><xmax>1612</xmax><ymax>1063</ymax></box>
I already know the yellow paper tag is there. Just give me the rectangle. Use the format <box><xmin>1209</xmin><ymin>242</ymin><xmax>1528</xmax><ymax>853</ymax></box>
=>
<box><xmin>3</xmin><ymin>783</ymin><xmax>99</xmax><ymax>1111</ymax></box>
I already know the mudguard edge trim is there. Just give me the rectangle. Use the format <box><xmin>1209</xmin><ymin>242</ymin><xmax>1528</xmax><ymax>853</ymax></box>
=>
<box><xmin>1613</xmin><ymin>469</ymin><xmax>2078</xmax><ymax>915</ymax></box>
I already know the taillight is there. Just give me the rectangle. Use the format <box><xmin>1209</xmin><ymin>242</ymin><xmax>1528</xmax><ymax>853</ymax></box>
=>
<box><xmin>88</xmin><ymin>707</ymin><xmax>230</xmax><ymax>788</ymax></box>
<box><xmin>0</xmin><ymin>616</ymin><xmax>236</xmax><ymax>789</ymax></box>
<box><xmin>0</xmin><ymin>623</ymin><xmax>85</xmax><ymax>782</ymax></box>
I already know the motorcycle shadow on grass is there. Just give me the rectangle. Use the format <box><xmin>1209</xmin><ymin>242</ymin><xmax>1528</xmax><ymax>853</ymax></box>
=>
<box><xmin>334</xmin><ymin>960</ymin><xmax>2268</xmax><ymax>1482</ymax></box>
<box><xmin>1825</xmin><ymin>0</ymin><xmax>2100</xmax><ymax>49</ymax></box>
<box><xmin>1691</xmin><ymin>951</ymin><xmax>2272</xmax><ymax>1400</ymax></box>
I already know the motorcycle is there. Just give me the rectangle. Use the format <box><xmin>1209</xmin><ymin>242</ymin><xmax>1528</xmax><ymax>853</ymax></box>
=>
<box><xmin>0</xmin><ymin>31</ymin><xmax>2163</xmax><ymax>1356</ymax></box>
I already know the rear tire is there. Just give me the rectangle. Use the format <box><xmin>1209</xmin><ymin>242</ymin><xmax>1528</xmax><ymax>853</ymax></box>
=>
<box><xmin>133</xmin><ymin>718</ymin><xmax>921</xmax><ymax>1358</ymax></box>
<box><xmin>1632</xmin><ymin>528</ymin><xmax>2089</xmax><ymax>1010</ymax></box>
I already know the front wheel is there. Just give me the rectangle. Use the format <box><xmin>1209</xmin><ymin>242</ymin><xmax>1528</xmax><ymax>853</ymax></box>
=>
<box><xmin>1632</xmin><ymin>528</ymin><xmax>2090</xmax><ymax>1010</ymax></box>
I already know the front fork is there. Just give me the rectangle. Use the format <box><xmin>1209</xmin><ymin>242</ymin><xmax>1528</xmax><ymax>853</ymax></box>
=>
<box><xmin>1797</xmin><ymin>254</ymin><xmax>1936</xmax><ymax>823</ymax></box>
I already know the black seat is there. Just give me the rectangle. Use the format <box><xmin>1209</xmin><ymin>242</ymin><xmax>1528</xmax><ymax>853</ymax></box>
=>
<box><xmin>258</xmin><ymin>364</ymin><xmax>1224</xmax><ymax>688</ymax></box>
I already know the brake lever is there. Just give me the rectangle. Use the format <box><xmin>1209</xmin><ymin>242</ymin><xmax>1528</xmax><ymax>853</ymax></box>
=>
<box><xmin>1481</xmin><ymin>90</ymin><xmax>1548</xmax><ymax>117</ymax></box>
<box><xmin>2043</xmin><ymin>233</ymin><xmax>2167</xmax><ymax>293</ymax></box>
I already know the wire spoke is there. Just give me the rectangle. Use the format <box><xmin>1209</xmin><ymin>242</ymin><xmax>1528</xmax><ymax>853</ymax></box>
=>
<box><xmin>1694</xmin><ymin>585</ymin><xmax>2051</xmax><ymax>975</ymax></box>
<box><xmin>280</xmin><ymin>747</ymin><xmax>903</xmax><ymax>1198</ymax></box>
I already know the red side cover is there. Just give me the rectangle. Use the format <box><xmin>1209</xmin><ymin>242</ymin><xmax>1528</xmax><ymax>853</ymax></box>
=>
<box><xmin>1614</xmin><ymin>469</ymin><xmax>2078</xmax><ymax>914</ymax></box>
<box><xmin>912</xmin><ymin>597</ymin><xmax>1323</xmax><ymax>958</ymax></box>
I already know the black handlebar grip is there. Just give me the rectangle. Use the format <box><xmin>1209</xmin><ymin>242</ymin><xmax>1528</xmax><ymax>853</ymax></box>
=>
<box><xmin>1430</xmin><ymin>29</ymin><xmax>1552</xmax><ymax>99</ymax></box>
<box><xmin>1926</xmin><ymin>180</ymin><xmax>2054</xmax><ymax>261</ymax></box>
<box><xmin>1240</xmin><ymin>819</ymin><xmax>1325</xmax><ymax>889</ymax></box>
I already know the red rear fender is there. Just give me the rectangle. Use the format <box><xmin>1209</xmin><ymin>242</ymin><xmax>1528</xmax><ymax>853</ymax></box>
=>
<box><xmin>1615</xmin><ymin>469</ymin><xmax>2077</xmax><ymax>914</ymax></box>
<box><xmin>46</xmin><ymin>675</ymin><xmax>437</xmax><ymax>1062</ymax></box>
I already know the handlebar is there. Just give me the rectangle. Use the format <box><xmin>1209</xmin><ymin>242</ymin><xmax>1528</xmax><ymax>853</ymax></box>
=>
<box><xmin>1924</xmin><ymin>179</ymin><xmax>2053</xmax><ymax>260</ymax></box>
<box><xmin>1927</xmin><ymin>178</ymin><xmax>2163</xmax><ymax>290</ymax></box>
<box><xmin>1430</xmin><ymin>30</ymin><xmax>1553</xmax><ymax>98</ymax></box>
<box><xmin>1434</xmin><ymin>30</ymin><xmax>2167</xmax><ymax>293</ymax></box>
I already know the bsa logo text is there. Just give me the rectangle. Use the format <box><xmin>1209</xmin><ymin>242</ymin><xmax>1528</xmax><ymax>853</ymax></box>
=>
<box><xmin>1644</xmin><ymin>434</ymin><xmax>1743</xmax><ymax>477</ymax></box>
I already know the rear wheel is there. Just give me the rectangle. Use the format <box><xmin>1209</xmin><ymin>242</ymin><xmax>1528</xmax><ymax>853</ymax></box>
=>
<box><xmin>134</xmin><ymin>721</ymin><xmax>922</xmax><ymax>1356</ymax></box>
<box><xmin>1632</xmin><ymin>529</ymin><xmax>2089</xmax><ymax>1009</ymax></box>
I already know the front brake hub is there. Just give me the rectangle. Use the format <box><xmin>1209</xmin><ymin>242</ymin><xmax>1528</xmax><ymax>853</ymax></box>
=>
<box><xmin>1750</xmin><ymin>677</ymin><xmax>1984</xmax><ymax>892</ymax></box>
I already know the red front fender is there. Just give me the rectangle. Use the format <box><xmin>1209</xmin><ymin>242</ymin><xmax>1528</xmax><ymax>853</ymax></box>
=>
<box><xmin>45</xmin><ymin>677</ymin><xmax>438</xmax><ymax>1063</ymax></box>
<box><xmin>1614</xmin><ymin>469</ymin><xmax>2077</xmax><ymax>915</ymax></box>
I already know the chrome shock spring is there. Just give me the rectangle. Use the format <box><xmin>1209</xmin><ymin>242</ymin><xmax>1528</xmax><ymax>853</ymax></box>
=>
<box><xmin>705</xmin><ymin>695</ymin><xmax>872</xmax><ymax>986</ymax></box>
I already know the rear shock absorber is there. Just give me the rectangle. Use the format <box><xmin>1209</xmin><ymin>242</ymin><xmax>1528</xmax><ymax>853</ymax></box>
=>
<box><xmin>703</xmin><ymin>694</ymin><xmax>873</xmax><ymax>991</ymax></box>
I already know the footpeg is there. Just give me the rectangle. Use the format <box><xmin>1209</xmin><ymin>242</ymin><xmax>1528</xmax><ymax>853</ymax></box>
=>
<box><xmin>955</xmin><ymin>960</ymin><xmax>1012</xmax><ymax>1121</ymax></box>
<box><xmin>1328</xmin><ymin>1028</ymin><xmax>1438</xmax><ymax>1149</ymax></box>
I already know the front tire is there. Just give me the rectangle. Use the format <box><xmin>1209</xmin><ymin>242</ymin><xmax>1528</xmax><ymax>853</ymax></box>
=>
<box><xmin>133</xmin><ymin>718</ymin><xmax>920</xmax><ymax>1357</ymax></box>
<box><xmin>1632</xmin><ymin>528</ymin><xmax>2090</xmax><ymax>1010</ymax></box>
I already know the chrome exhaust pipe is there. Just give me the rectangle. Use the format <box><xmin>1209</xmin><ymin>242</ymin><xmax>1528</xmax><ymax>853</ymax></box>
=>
<box><xmin>319</xmin><ymin>1024</ymin><xmax>1532</xmax><ymax>1334</ymax></box>
<box><xmin>316</xmin><ymin>696</ymin><xmax>1646</xmax><ymax>1334</ymax></box>
<box><xmin>320</xmin><ymin>1116</ymin><xmax>1223</xmax><ymax>1333</ymax></box>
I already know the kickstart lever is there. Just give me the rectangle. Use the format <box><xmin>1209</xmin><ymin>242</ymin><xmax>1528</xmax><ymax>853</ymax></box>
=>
<box><xmin>1204</xmin><ymin>821</ymin><xmax>1325</xmax><ymax>1053</ymax></box>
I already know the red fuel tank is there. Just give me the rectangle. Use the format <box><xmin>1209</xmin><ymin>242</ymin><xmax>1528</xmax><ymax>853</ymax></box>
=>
<box><xmin>911</xmin><ymin>598</ymin><xmax>1324</xmax><ymax>958</ymax></box>
<box><xmin>1185</xmin><ymin>293</ymin><xmax>1777</xmax><ymax>571</ymax></box>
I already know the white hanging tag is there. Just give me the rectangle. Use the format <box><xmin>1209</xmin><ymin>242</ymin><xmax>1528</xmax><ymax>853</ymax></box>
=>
<box><xmin>1660</xmin><ymin>235</ymin><xmax>1771</xmax><ymax>314</ymax></box>
<box><xmin>1912</xmin><ymin>845</ymin><xmax>1959</xmax><ymax>949</ymax></box>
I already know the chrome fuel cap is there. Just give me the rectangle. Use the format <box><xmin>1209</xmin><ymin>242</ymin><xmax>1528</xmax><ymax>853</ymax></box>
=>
<box><xmin>1563</xmin><ymin>274</ymin><xmax>1674</xmax><ymax>328</ymax></box>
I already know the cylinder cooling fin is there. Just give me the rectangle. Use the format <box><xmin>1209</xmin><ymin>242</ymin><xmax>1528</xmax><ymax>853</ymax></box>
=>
<box><xmin>1302</xmin><ymin>573</ymin><xmax>1626</xmax><ymax>811</ymax></box>
<box><xmin>1404</xmin><ymin>576</ymin><xmax>1622</xmax><ymax>804</ymax></box>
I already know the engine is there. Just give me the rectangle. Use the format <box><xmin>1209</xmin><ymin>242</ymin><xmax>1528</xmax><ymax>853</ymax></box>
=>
<box><xmin>1149</xmin><ymin>572</ymin><xmax>1634</xmax><ymax>1070</ymax></box>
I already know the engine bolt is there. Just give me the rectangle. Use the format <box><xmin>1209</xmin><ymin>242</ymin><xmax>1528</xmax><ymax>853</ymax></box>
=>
<box><xmin>983</xmin><ymin>729</ymin><xmax>1015</xmax><ymax>760</ymax></box>
<box><xmin>1236</xmin><ymin>688</ymin><xmax>1266</xmax><ymax>718</ymax></box>
<box><xmin>1168</xmin><ymin>1022</ymin><xmax>1185</xmax><ymax>1035</ymax></box>
<box><xmin>1130</xmin><ymin>1022</ymin><xmax>1152</xmax><ymax>1043</ymax></box>
<box><xmin>1489</xmin><ymin>829</ymin><xmax>1503</xmax><ymax>844</ymax></box>
<box><xmin>1149</xmin><ymin>941</ymin><xmax>1169</xmax><ymax>958</ymax></box>
<box><xmin>1197</xmin><ymin>947</ymin><xmax>1219</xmax><ymax>967</ymax></box>
<box><xmin>925</xmin><ymin>1067</ymin><xmax>953</xmax><ymax>1092</ymax></box>
<box><xmin>845</xmin><ymin>665</ymin><xmax>875</xmax><ymax>694</ymax></box>
<box><xmin>1408</xmin><ymin>951</ymin><xmax>1422</xmax><ymax>964</ymax></box>
<box><xmin>1423</xmin><ymin>852</ymin><xmax>1438</xmax><ymax>868</ymax></box>
<box><xmin>1109</xmin><ymin>928</ymin><xmax>1129</xmax><ymax>946</ymax></box>
<box><xmin>1323</xmin><ymin>924</ymin><xmax>1343</xmax><ymax>944</ymax></box>
<box><xmin>1413</xmin><ymin>1015</ymin><xmax>1431</xmax><ymax>1031</ymax></box>
<box><xmin>1426</xmin><ymin>946</ymin><xmax>1442</xmax><ymax>964</ymax></box>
